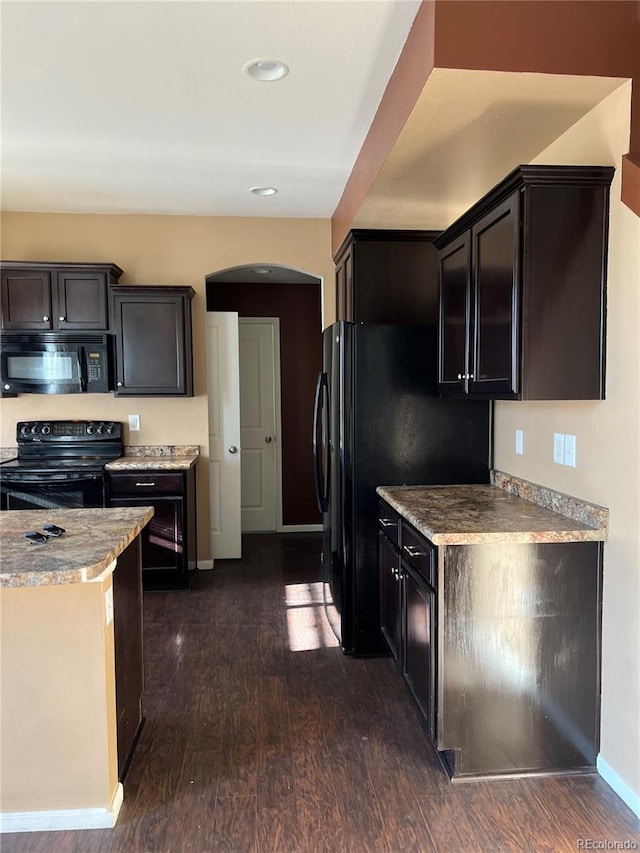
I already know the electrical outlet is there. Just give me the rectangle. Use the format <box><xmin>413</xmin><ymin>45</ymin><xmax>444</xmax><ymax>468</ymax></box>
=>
<box><xmin>128</xmin><ymin>414</ymin><xmax>140</xmax><ymax>432</ymax></box>
<box><xmin>553</xmin><ymin>433</ymin><xmax>565</xmax><ymax>464</ymax></box>
<box><xmin>515</xmin><ymin>429</ymin><xmax>524</xmax><ymax>455</ymax></box>
<box><xmin>564</xmin><ymin>434</ymin><xmax>577</xmax><ymax>467</ymax></box>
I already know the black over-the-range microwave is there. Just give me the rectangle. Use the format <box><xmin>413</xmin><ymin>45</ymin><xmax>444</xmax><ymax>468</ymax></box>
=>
<box><xmin>0</xmin><ymin>332</ymin><xmax>114</xmax><ymax>394</ymax></box>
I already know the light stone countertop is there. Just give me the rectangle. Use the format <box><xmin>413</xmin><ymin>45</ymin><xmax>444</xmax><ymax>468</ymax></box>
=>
<box><xmin>105</xmin><ymin>455</ymin><xmax>198</xmax><ymax>472</ymax></box>
<box><xmin>377</xmin><ymin>480</ymin><xmax>608</xmax><ymax>545</ymax></box>
<box><xmin>0</xmin><ymin>506</ymin><xmax>154</xmax><ymax>588</ymax></box>
<box><xmin>106</xmin><ymin>445</ymin><xmax>199</xmax><ymax>472</ymax></box>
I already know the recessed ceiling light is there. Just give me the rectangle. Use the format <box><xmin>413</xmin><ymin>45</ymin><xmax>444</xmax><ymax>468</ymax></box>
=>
<box><xmin>250</xmin><ymin>186</ymin><xmax>278</xmax><ymax>196</ymax></box>
<box><xmin>244</xmin><ymin>59</ymin><xmax>289</xmax><ymax>82</ymax></box>
<box><xmin>252</xmin><ymin>268</ymin><xmax>271</xmax><ymax>275</ymax></box>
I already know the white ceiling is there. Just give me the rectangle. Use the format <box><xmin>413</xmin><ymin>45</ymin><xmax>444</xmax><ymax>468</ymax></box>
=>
<box><xmin>0</xmin><ymin>1</ymin><xmax>626</xmax><ymax>227</ymax></box>
<box><xmin>0</xmin><ymin>0</ymin><xmax>421</xmax><ymax>217</ymax></box>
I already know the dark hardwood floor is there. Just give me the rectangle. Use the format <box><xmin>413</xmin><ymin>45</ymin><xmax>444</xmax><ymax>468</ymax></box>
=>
<box><xmin>4</xmin><ymin>533</ymin><xmax>639</xmax><ymax>852</ymax></box>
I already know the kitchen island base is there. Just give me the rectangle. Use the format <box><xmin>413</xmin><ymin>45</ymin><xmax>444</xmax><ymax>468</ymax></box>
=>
<box><xmin>0</xmin><ymin>507</ymin><xmax>151</xmax><ymax>833</ymax></box>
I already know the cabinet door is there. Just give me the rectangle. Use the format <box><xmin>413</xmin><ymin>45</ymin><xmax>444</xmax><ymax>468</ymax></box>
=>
<box><xmin>403</xmin><ymin>562</ymin><xmax>436</xmax><ymax>742</ymax></box>
<box><xmin>112</xmin><ymin>535</ymin><xmax>144</xmax><ymax>780</ymax></box>
<box><xmin>56</xmin><ymin>270</ymin><xmax>108</xmax><ymax>330</ymax></box>
<box><xmin>335</xmin><ymin>245</ymin><xmax>353</xmax><ymax>322</ymax></box>
<box><xmin>379</xmin><ymin>532</ymin><xmax>402</xmax><ymax>665</ymax></box>
<box><xmin>110</xmin><ymin>495</ymin><xmax>184</xmax><ymax>572</ymax></box>
<box><xmin>114</xmin><ymin>292</ymin><xmax>192</xmax><ymax>395</ymax></box>
<box><xmin>1</xmin><ymin>270</ymin><xmax>52</xmax><ymax>329</ymax></box>
<box><xmin>438</xmin><ymin>234</ymin><xmax>469</xmax><ymax>393</ymax></box>
<box><xmin>469</xmin><ymin>193</ymin><xmax>520</xmax><ymax>397</ymax></box>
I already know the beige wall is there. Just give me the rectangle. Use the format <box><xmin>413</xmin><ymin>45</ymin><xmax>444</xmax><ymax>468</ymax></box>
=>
<box><xmin>0</xmin><ymin>215</ymin><xmax>335</xmax><ymax>560</ymax></box>
<box><xmin>0</xmin><ymin>576</ymin><xmax>118</xmax><ymax>813</ymax></box>
<box><xmin>494</xmin><ymin>83</ymin><xmax>639</xmax><ymax>797</ymax></box>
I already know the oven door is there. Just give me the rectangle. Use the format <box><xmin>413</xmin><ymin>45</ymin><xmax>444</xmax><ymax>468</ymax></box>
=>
<box><xmin>0</xmin><ymin>472</ymin><xmax>106</xmax><ymax>510</ymax></box>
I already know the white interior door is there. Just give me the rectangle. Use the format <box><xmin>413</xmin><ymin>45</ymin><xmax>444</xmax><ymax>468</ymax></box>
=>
<box><xmin>206</xmin><ymin>311</ymin><xmax>242</xmax><ymax>559</ymax></box>
<box><xmin>238</xmin><ymin>318</ymin><xmax>281</xmax><ymax>532</ymax></box>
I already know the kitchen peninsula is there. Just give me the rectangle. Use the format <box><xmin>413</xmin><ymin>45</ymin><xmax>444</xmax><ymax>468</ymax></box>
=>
<box><xmin>378</xmin><ymin>473</ymin><xmax>608</xmax><ymax>780</ymax></box>
<box><xmin>0</xmin><ymin>506</ymin><xmax>152</xmax><ymax>834</ymax></box>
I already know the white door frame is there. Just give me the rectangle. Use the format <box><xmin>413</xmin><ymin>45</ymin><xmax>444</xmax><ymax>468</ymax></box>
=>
<box><xmin>238</xmin><ymin>317</ymin><xmax>284</xmax><ymax>533</ymax></box>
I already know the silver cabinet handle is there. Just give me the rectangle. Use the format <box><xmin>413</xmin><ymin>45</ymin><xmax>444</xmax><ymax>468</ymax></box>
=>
<box><xmin>59</xmin><ymin>316</ymin><xmax>65</xmax><ymax>321</ymax></box>
<box><xmin>403</xmin><ymin>544</ymin><xmax>425</xmax><ymax>557</ymax></box>
<box><xmin>135</xmin><ymin>482</ymin><xmax>156</xmax><ymax>487</ymax></box>
<box><xmin>43</xmin><ymin>316</ymin><xmax>49</xmax><ymax>321</ymax></box>
<box><xmin>264</xmin><ymin>435</ymin><xmax>273</xmax><ymax>443</ymax></box>
<box><xmin>117</xmin><ymin>381</ymin><xmax>123</xmax><ymax>387</ymax></box>
<box><xmin>380</xmin><ymin>519</ymin><xmax>395</xmax><ymax>527</ymax></box>
<box><xmin>457</xmin><ymin>373</ymin><xmax>462</xmax><ymax>380</ymax></box>
<box><xmin>228</xmin><ymin>446</ymin><xmax>238</xmax><ymax>454</ymax></box>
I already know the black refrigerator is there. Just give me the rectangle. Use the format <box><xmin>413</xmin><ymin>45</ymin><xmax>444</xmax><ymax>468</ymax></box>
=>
<box><xmin>313</xmin><ymin>321</ymin><xmax>492</xmax><ymax>656</ymax></box>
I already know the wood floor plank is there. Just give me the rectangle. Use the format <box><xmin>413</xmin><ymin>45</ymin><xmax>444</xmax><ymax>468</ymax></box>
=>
<box><xmin>210</xmin><ymin>795</ymin><xmax>257</xmax><ymax>853</ymax></box>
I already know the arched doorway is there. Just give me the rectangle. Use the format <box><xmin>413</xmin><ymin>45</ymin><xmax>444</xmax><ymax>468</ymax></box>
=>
<box><xmin>205</xmin><ymin>264</ymin><xmax>322</xmax><ymax>559</ymax></box>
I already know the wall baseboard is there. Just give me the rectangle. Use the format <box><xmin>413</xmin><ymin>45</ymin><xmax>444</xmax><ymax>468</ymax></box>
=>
<box><xmin>0</xmin><ymin>783</ymin><xmax>123</xmax><ymax>833</ymax></box>
<box><xmin>597</xmin><ymin>755</ymin><xmax>640</xmax><ymax>818</ymax></box>
<box><xmin>278</xmin><ymin>524</ymin><xmax>322</xmax><ymax>533</ymax></box>
<box><xmin>197</xmin><ymin>560</ymin><xmax>214</xmax><ymax>571</ymax></box>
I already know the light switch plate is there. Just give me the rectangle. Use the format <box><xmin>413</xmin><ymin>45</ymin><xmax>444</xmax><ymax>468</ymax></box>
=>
<box><xmin>564</xmin><ymin>434</ymin><xmax>577</xmax><ymax>467</ymax></box>
<box><xmin>128</xmin><ymin>414</ymin><xmax>140</xmax><ymax>432</ymax></box>
<box><xmin>554</xmin><ymin>433</ymin><xmax>565</xmax><ymax>464</ymax></box>
<box><xmin>515</xmin><ymin>429</ymin><xmax>523</xmax><ymax>455</ymax></box>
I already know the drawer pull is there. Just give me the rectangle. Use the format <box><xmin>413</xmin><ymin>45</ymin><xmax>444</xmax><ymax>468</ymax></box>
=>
<box><xmin>135</xmin><ymin>481</ymin><xmax>156</xmax><ymax>487</ymax></box>
<box><xmin>380</xmin><ymin>519</ymin><xmax>395</xmax><ymax>527</ymax></box>
<box><xmin>403</xmin><ymin>544</ymin><xmax>425</xmax><ymax>557</ymax></box>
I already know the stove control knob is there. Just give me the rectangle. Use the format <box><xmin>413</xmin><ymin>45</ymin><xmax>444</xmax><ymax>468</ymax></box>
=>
<box><xmin>86</xmin><ymin>423</ymin><xmax>97</xmax><ymax>435</ymax></box>
<box><xmin>105</xmin><ymin>423</ymin><xmax>116</xmax><ymax>435</ymax></box>
<box><xmin>20</xmin><ymin>423</ymin><xmax>31</xmax><ymax>436</ymax></box>
<box><xmin>31</xmin><ymin>425</ymin><xmax>40</xmax><ymax>435</ymax></box>
<box><xmin>41</xmin><ymin>424</ymin><xmax>51</xmax><ymax>435</ymax></box>
<box><xmin>97</xmin><ymin>424</ymin><xmax>105</xmax><ymax>434</ymax></box>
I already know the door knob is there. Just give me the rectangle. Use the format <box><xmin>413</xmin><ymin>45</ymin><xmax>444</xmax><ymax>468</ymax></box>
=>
<box><xmin>228</xmin><ymin>445</ymin><xmax>238</xmax><ymax>454</ymax></box>
<box><xmin>265</xmin><ymin>435</ymin><xmax>273</xmax><ymax>443</ymax></box>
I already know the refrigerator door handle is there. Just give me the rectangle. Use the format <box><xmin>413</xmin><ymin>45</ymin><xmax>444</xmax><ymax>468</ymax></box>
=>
<box><xmin>312</xmin><ymin>371</ymin><xmax>329</xmax><ymax>512</ymax></box>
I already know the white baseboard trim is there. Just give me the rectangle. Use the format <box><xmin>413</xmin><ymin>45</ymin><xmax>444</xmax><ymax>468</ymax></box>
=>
<box><xmin>0</xmin><ymin>783</ymin><xmax>123</xmax><ymax>834</ymax></box>
<box><xmin>197</xmin><ymin>560</ymin><xmax>214</xmax><ymax>571</ymax></box>
<box><xmin>278</xmin><ymin>524</ymin><xmax>322</xmax><ymax>533</ymax></box>
<box><xmin>597</xmin><ymin>755</ymin><xmax>640</xmax><ymax>818</ymax></box>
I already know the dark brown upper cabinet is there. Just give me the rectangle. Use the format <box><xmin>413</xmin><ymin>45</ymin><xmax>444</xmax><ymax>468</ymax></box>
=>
<box><xmin>111</xmin><ymin>285</ymin><xmax>195</xmax><ymax>397</ymax></box>
<box><xmin>0</xmin><ymin>261</ymin><xmax>123</xmax><ymax>331</ymax></box>
<box><xmin>434</xmin><ymin>165</ymin><xmax>615</xmax><ymax>401</ymax></box>
<box><xmin>333</xmin><ymin>229</ymin><xmax>440</xmax><ymax>324</ymax></box>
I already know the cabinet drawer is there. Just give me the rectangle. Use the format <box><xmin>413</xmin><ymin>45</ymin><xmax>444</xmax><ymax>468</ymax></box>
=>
<box><xmin>400</xmin><ymin>521</ymin><xmax>435</xmax><ymax>586</ymax></box>
<box><xmin>108</xmin><ymin>472</ymin><xmax>183</xmax><ymax>496</ymax></box>
<box><xmin>378</xmin><ymin>500</ymin><xmax>400</xmax><ymax>547</ymax></box>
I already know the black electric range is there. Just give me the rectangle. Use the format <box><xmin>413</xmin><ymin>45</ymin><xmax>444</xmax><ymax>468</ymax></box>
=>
<box><xmin>0</xmin><ymin>420</ymin><xmax>123</xmax><ymax>510</ymax></box>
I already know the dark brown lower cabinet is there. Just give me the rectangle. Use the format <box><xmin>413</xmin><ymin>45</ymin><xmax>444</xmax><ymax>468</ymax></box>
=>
<box><xmin>378</xmin><ymin>499</ymin><xmax>603</xmax><ymax>780</ymax></box>
<box><xmin>112</xmin><ymin>535</ymin><xmax>144</xmax><ymax>781</ymax></box>
<box><xmin>107</xmin><ymin>468</ymin><xmax>197</xmax><ymax>590</ymax></box>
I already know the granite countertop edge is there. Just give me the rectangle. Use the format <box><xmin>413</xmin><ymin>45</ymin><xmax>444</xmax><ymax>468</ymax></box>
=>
<box><xmin>0</xmin><ymin>506</ymin><xmax>154</xmax><ymax>588</ymax></box>
<box><xmin>377</xmin><ymin>474</ymin><xmax>608</xmax><ymax>546</ymax></box>
<box><xmin>106</xmin><ymin>449</ymin><xmax>199</xmax><ymax>472</ymax></box>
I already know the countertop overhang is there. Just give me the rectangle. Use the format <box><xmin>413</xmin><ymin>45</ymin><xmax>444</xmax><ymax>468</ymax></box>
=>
<box><xmin>377</xmin><ymin>477</ymin><xmax>608</xmax><ymax>546</ymax></box>
<box><xmin>0</xmin><ymin>506</ymin><xmax>154</xmax><ymax>588</ymax></box>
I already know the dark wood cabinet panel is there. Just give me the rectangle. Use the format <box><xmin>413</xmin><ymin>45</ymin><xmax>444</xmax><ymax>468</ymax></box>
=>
<box><xmin>0</xmin><ymin>261</ymin><xmax>122</xmax><ymax>331</ymax></box>
<box><xmin>334</xmin><ymin>229</ymin><xmax>440</xmax><ymax>324</ymax></box>
<box><xmin>107</xmin><ymin>467</ymin><xmax>197</xmax><ymax>590</ymax></box>
<box><xmin>378</xmin><ymin>503</ymin><xmax>437</xmax><ymax>745</ymax></box>
<box><xmin>403</xmin><ymin>563</ymin><xmax>436</xmax><ymax>743</ymax></box>
<box><xmin>1</xmin><ymin>269</ymin><xmax>52</xmax><ymax>329</ymax></box>
<box><xmin>56</xmin><ymin>270</ymin><xmax>109</xmax><ymax>330</ymax></box>
<box><xmin>378</xmin><ymin>531</ymin><xmax>402</xmax><ymax>664</ymax></box>
<box><xmin>111</xmin><ymin>286</ymin><xmax>194</xmax><ymax>396</ymax></box>
<box><xmin>111</xmin><ymin>535</ymin><xmax>144</xmax><ymax>781</ymax></box>
<box><xmin>435</xmin><ymin>165</ymin><xmax>614</xmax><ymax>401</ymax></box>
